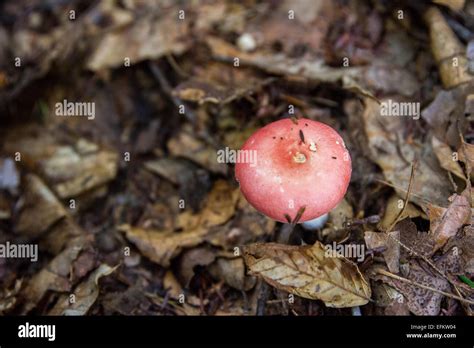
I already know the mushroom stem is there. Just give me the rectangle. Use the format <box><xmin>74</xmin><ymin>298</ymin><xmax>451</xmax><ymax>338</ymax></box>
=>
<box><xmin>301</xmin><ymin>213</ymin><xmax>329</xmax><ymax>230</ymax></box>
<box><xmin>351</xmin><ymin>306</ymin><xmax>362</xmax><ymax>316</ymax></box>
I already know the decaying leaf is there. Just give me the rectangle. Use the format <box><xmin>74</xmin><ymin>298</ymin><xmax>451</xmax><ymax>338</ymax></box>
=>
<box><xmin>15</xmin><ymin>174</ymin><xmax>67</xmax><ymax>239</ymax></box>
<box><xmin>209</xmin><ymin>257</ymin><xmax>256</xmax><ymax>291</ymax></box>
<box><xmin>432</xmin><ymin>136</ymin><xmax>465</xmax><ymax>180</ymax></box>
<box><xmin>373</xmin><ymin>260</ymin><xmax>450</xmax><ymax>316</ymax></box>
<box><xmin>378</xmin><ymin>194</ymin><xmax>424</xmax><ymax>231</ymax></box>
<box><xmin>364</xmin><ymin>231</ymin><xmax>400</xmax><ymax>274</ymax></box>
<box><xmin>361</xmin><ymin>98</ymin><xmax>452</xmax><ymax>210</ymax></box>
<box><xmin>372</xmin><ymin>282</ymin><xmax>409</xmax><ymax>315</ymax></box>
<box><xmin>39</xmin><ymin>140</ymin><xmax>118</xmax><ymax>198</ymax></box>
<box><xmin>242</xmin><ymin>242</ymin><xmax>371</xmax><ymax>308</ymax></box>
<box><xmin>321</xmin><ymin>198</ymin><xmax>354</xmax><ymax>242</ymax></box>
<box><xmin>48</xmin><ymin>264</ymin><xmax>117</xmax><ymax>315</ymax></box>
<box><xmin>121</xmin><ymin>180</ymin><xmax>240</xmax><ymax>267</ymax></box>
<box><xmin>167</xmin><ymin>128</ymin><xmax>228</xmax><ymax>175</ymax></box>
<box><xmin>0</xmin><ymin>280</ymin><xmax>22</xmax><ymax>314</ymax></box>
<box><xmin>20</xmin><ymin>235</ymin><xmax>91</xmax><ymax>314</ymax></box>
<box><xmin>87</xmin><ymin>11</ymin><xmax>190</xmax><ymax>71</ymax></box>
<box><xmin>424</xmin><ymin>7</ymin><xmax>472</xmax><ymax>88</ymax></box>
<box><xmin>173</xmin><ymin>62</ymin><xmax>272</xmax><ymax>104</ymax></box>
<box><xmin>429</xmin><ymin>191</ymin><xmax>471</xmax><ymax>252</ymax></box>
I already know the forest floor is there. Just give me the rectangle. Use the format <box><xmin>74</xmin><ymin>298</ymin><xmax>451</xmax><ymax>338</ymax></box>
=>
<box><xmin>0</xmin><ymin>0</ymin><xmax>473</xmax><ymax>316</ymax></box>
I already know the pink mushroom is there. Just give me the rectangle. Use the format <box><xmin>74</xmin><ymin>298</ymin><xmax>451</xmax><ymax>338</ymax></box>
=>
<box><xmin>235</xmin><ymin>118</ymin><xmax>351</xmax><ymax>223</ymax></box>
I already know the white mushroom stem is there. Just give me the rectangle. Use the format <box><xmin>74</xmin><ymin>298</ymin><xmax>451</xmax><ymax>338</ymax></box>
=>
<box><xmin>351</xmin><ymin>306</ymin><xmax>362</xmax><ymax>316</ymax></box>
<box><xmin>301</xmin><ymin>213</ymin><xmax>328</xmax><ymax>230</ymax></box>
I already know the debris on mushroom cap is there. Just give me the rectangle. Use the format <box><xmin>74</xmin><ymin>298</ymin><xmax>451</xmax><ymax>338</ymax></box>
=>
<box><xmin>235</xmin><ymin>118</ymin><xmax>352</xmax><ymax>223</ymax></box>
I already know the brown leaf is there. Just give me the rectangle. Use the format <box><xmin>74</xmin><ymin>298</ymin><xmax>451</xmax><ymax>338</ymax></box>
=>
<box><xmin>429</xmin><ymin>191</ymin><xmax>471</xmax><ymax>251</ymax></box>
<box><xmin>48</xmin><ymin>264</ymin><xmax>117</xmax><ymax>315</ymax></box>
<box><xmin>173</xmin><ymin>62</ymin><xmax>272</xmax><ymax>105</ymax></box>
<box><xmin>209</xmin><ymin>257</ymin><xmax>256</xmax><ymax>291</ymax></box>
<box><xmin>242</xmin><ymin>242</ymin><xmax>371</xmax><ymax>308</ymax></box>
<box><xmin>373</xmin><ymin>260</ymin><xmax>450</xmax><ymax>316</ymax></box>
<box><xmin>15</xmin><ymin>174</ymin><xmax>67</xmax><ymax>239</ymax></box>
<box><xmin>39</xmin><ymin>140</ymin><xmax>118</xmax><ymax>198</ymax></box>
<box><xmin>424</xmin><ymin>7</ymin><xmax>472</xmax><ymax>88</ymax></box>
<box><xmin>19</xmin><ymin>235</ymin><xmax>91</xmax><ymax>314</ymax></box>
<box><xmin>87</xmin><ymin>11</ymin><xmax>190</xmax><ymax>71</ymax></box>
<box><xmin>378</xmin><ymin>194</ymin><xmax>424</xmax><ymax>231</ymax></box>
<box><xmin>178</xmin><ymin>247</ymin><xmax>217</xmax><ymax>286</ymax></box>
<box><xmin>121</xmin><ymin>180</ymin><xmax>240</xmax><ymax>267</ymax></box>
<box><xmin>361</xmin><ymin>98</ymin><xmax>452</xmax><ymax>210</ymax></box>
<box><xmin>364</xmin><ymin>231</ymin><xmax>400</xmax><ymax>273</ymax></box>
<box><xmin>167</xmin><ymin>128</ymin><xmax>228</xmax><ymax>175</ymax></box>
<box><xmin>432</xmin><ymin>136</ymin><xmax>465</xmax><ymax>180</ymax></box>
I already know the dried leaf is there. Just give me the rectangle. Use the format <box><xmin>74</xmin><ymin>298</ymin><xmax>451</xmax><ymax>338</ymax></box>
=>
<box><xmin>433</xmin><ymin>0</ymin><xmax>465</xmax><ymax>11</ymax></box>
<box><xmin>15</xmin><ymin>174</ymin><xmax>67</xmax><ymax>239</ymax></box>
<box><xmin>432</xmin><ymin>136</ymin><xmax>465</xmax><ymax>179</ymax></box>
<box><xmin>364</xmin><ymin>231</ymin><xmax>400</xmax><ymax>273</ymax></box>
<box><xmin>20</xmin><ymin>236</ymin><xmax>90</xmax><ymax>314</ymax></box>
<box><xmin>87</xmin><ymin>12</ymin><xmax>190</xmax><ymax>71</ymax></box>
<box><xmin>39</xmin><ymin>141</ymin><xmax>118</xmax><ymax>198</ymax></box>
<box><xmin>378</xmin><ymin>194</ymin><xmax>424</xmax><ymax>231</ymax></box>
<box><xmin>209</xmin><ymin>257</ymin><xmax>256</xmax><ymax>291</ymax></box>
<box><xmin>167</xmin><ymin>128</ymin><xmax>228</xmax><ymax>175</ymax></box>
<box><xmin>361</xmin><ymin>98</ymin><xmax>452</xmax><ymax>209</ymax></box>
<box><xmin>48</xmin><ymin>264</ymin><xmax>117</xmax><ymax>315</ymax></box>
<box><xmin>429</xmin><ymin>191</ymin><xmax>471</xmax><ymax>251</ymax></box>
<box><xmin>121</xmin><ymin>180</ymin><xmax>239</xmax><ymax>267</ymax></box>
<box><xmin>174</xmin><ymin>62</ymin><xmax>272</xmax><ymax>104</ymax></box>
<box><xmin>243</xmin><ymin>242</ymin><xmax>371</xmax><ymax>308</ymax></box>
<box><xmin>373</xmin><ymin>256</ymin><xmax>456</xmax><ymax>316</ymax></box>
<box><xmin>424</xmin><ymin>7</ymin><xmax>472</xmax><ymax>88</ymax></box>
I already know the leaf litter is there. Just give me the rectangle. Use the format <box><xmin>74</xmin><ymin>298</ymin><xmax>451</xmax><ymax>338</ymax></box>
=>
<box><xmin>0</xmin><ymin>0</ymin><xmax>473</xmax><ymax>316</ymax></box>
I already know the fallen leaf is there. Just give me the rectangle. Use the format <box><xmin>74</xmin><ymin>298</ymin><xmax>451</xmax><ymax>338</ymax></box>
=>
<box><xmin>378</xmin><ymin>194</ymin><xmax>424</xmax><ymax>231</ymax></box>
<box><xmin>121</xmin><ymin>180</ymin><xmax>239</xmax><ymax>267</ymax></box>
<box><xmin>15</xmin><ymin>174</ymin><xmax>67</xmax><ymax>240</ymax></box>
<box><xmin>424</xmin><ymin>7</ymin><xmax>472</xmax><ymax>88</ymax></box>
<box><xmin>173</xmin><ymin>62</ymin><xmax>272</xmax><ymax>105</ymax></box>
<box><xmin>39</xmin><ymin>140</ymin><xmax>118</xmax><ymax>198</ymax></box>
<box><xmin>321</xmin><ymin>198</ymin><xmax>354</xmax><ymax>242</ymax></box>
<box><xmin>48</xmin><ymin>264</ymin><xmax>117</xmax><ymax>315</ymax></box>
<box><xmin>20</xmin><ymin>236</ymin><xmax>90</xmax><ymax>314</ymax></box>
<box><xmin>432</xmin><ymin>136</ymin><xmax>465</xmax><ymax>180</ymax></box>
<box><xmin>242</xmin><ymin>242</ymin><xmax>371</xmax><ymax>308</ymax></box>
<box><xmin>178</xmin><ymin>247</ymin><xmax>216</xmax><ymax>286</ymax></box>
<box><xmin>87</xmin><ymin>11</ymin><xmax>190</xmax><ymax>71</ymax></box>
<box><xmin>365</xmin><ymin>231</ymin><xmax>400</xmax><ymax>273</ymax></box>
<box><xmin>167</xmin><ymin>127</ymin><xmax>228</xmax><ymax>175</ymax></box>
<box><xmin>361</xmin><ymin>98</ymin><xmax>452</xmax><ymax>210</ymax></box>
<box><xmin>372</xmin><ymin>260</ymin><xmax>450</xmax><ymax>315</ymax></box>
<box><xmin>209</xmin><ymin>257</ymin><xmax>256</xmax><ymax>291</ymax></box>
<box><xmin>433</xmin><ymin>0</ymin><xmax>465</xmax><ymax>11</ymax></box>
<box><xmin>429</xmin><ymin>191</ymin><xmax>471</xmax><ymax>251</ymax></box>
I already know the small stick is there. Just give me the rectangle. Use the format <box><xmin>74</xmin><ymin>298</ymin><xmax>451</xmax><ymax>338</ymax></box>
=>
<box><xmin>375</xmin><ymin>268</ymin><xmax>474</xmax><ymax>306</ymax></box>
<box><xmin>386</xmin><ymin>159</ymin><xmax>417</xmax><ymax>234</ymax></box>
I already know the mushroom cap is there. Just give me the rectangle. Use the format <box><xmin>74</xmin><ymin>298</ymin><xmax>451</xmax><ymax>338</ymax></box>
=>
<box><xmin>235</xmin><ymin>118</ymin><xmax>351</xmax><ymax>223</ymax></box>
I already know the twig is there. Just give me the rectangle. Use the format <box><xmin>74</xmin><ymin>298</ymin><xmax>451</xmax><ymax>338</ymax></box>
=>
<box><xmin>375</xmin><ymin>268</ymin><xmax>474</xmax><ymax>305</ymax></box>
<box><xmin>386</xmin><ymin>159</ymin><xmax>417</xmax><ymax>234</ymax></box>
